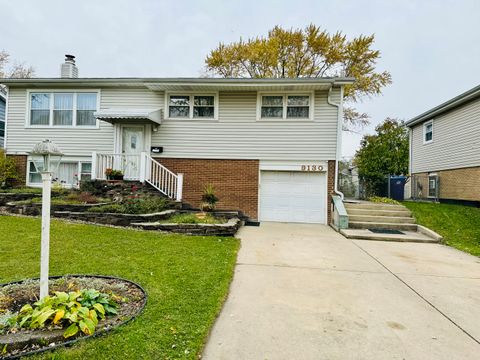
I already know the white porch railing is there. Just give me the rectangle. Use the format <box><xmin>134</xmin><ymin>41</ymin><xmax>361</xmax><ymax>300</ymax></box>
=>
<box><xmin>91</xmin><ymin>151</ymin><xmax>183</xmax><ymax>201</ymax></box>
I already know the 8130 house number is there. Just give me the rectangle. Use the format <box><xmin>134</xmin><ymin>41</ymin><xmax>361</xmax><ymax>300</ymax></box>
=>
<box><xmin>301</xmin><ymin>165</ymin><xmax>324</xmax><ymax>172</ymax></box>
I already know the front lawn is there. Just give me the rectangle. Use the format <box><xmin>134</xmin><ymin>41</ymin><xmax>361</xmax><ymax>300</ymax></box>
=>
<box><xmin>403</xmin><ymin>201</ymin><xmax>480</xmax><ymax>256</ymax></box>
<box><xmin>0</xmin><ymin>215</ymin><xmax>239</xmax><ymax>359</ymax></box>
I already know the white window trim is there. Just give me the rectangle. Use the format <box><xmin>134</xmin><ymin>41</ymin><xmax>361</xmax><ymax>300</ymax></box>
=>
<box><xmin>25</xmin><ymin>89</ymin><xmax>101</xmax><ymax>129</ymax></box>
<box><xmin>423</xmin><ymin>119</ymin><xmax>433</xmax><ymax>144</ymax></box>
<box><xmin>164</xmin><ymin>92</ymin><xmax>219</xmax><ymax>121</ymax></box>
<box><xmin>256</xmin><ymin>91</ymin><xmax>314</xmax><ymax>121</ymax></box>
<box><xmin>27</xmin><ymin>158</ymin><xmax>92</xmax><ymax>188</ymax></box>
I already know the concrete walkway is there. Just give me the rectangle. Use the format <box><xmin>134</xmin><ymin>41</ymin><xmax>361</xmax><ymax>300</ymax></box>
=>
<box><xmin>203</xmin><ymin>222</ymin><xmax>480</xmax><ymax>360</ymax></box>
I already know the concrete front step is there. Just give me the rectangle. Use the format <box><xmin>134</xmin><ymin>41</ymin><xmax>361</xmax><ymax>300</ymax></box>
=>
<box><xmin>344</xmin><ymin>203</ymin><xmax>407</xmax><ymax>211</ymax></box>
<box><xmin>349</xmin><ymin>221</ymin><xmax>418</xmax><ymax>232</ymax></box>
<box><xmin>349</xmin><ymin>214</ymin><xmax>415</xmax><ymax>224</ymax></box>
<box><xmin>346</xmin><ymin>208</ymin><xmax>412</xmax><ymax>217</ymax></box>
<box><xmin>340</xmin><ymin>229</ymin><xmax>439</xmax><ymax>243</ymax></box>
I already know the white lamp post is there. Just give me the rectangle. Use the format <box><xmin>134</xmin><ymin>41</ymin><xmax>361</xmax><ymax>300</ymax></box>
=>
<box><xmin>29</xmin><ymin>140</ymin><xmax>63</xmax><ymax>299</ymax></box>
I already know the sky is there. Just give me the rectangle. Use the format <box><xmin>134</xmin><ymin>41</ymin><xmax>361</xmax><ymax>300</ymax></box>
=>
<box><xmin>1</xmin><ymin>0</ymin><xmax>479</xmax><ymax>158</ymax></box>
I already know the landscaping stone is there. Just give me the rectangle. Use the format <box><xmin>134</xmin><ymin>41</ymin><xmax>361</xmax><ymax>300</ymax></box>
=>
<box><xmin>0</xmin><ymin>192</ymin><xmax>39</xmax><ymax>205</ymax></box>
<box><xmin>3</xmin><ymin>201</ymin><xmax>114</xmax><ymax>216</ymax></box>
<box><xmin>53</xmin><ymin>209</ymin><xmax>176</xmax><ymax>227</ymax></box>
<box><xmin>131</xmin><ymin>217</ymin><xmax>242</xmax><ymax>236</ymax></box>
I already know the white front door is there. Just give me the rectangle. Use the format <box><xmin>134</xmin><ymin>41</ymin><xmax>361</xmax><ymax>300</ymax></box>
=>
<box><xmin>260</xmin><ymin>171</ymin><xmax>327</xmax><ymax>224</ymax></box>
<box><xmin>121</xmin><ymin>126</ymin><xmax>144</xmax><ymax>179</ymax></box>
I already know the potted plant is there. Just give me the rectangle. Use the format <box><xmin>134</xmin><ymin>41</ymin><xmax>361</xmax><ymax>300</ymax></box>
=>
<box><xmin>105</xmin><ymin>169</ymin><xmax>124</xmax><ymax>181</ymax></box>
<box><xmin>199</xmin><ymin>184</ymin><xmax>219</xmax><ymax>212</ymax></box>
<box><xmin>105</xmin><ymin>168</ymin><xmax>114</xmax><ymax>180</ymax></box>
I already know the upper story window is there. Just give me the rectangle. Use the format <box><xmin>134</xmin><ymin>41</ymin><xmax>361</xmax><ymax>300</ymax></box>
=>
<box><xmin>423</xmin><ymin>120</ymin><xmax>433</xmax><ymax>144</ymax></box>
<box><xmin>258</xmin><ymin>93</ymin><xmax>312</xmax><ymax>120</ymax></box>
<box><xmin>0</xmin><ymin>121</ymin><xmax>4</xmax><ymax>138</ymax></box>
<box><xmin>167</xmin><ymin>93</ymin><xmax>217</xmax><ymax>120</ymax></box>
<box><xmin>29</xmin><ymin>92</ymin><xmax>98</xmax><ymax>127</ymax></box>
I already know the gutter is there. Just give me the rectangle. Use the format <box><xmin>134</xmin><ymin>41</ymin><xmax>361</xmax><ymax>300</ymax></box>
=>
<box><xmin>327</xmin><ymin>85</ymin><xmax>344</xmax><ymax>201</ymax></box>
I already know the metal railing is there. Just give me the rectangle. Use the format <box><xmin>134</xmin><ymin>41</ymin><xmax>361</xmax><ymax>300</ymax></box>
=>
<box><xmin>91</xmin><ymin>151</ymin><xmax>183</xmax><ymax>201</ymax></box>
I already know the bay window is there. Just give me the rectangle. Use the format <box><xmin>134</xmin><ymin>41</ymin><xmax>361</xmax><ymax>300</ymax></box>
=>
<box><xmin>29</xmin><ymin>91</ymin><xmax>98</xmax><ymax>127</ymax></box>
<box><xmin>259</xmin><ymin>93</ymin><xmax>312</xmax><ymax>120</ymax></box>
<box><xmin>167</xmin><ymin>94</ymin><xmax>216</xmax><ymax>119</ymax></box>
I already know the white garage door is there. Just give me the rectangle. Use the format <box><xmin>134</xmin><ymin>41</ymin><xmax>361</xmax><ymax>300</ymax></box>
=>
<box><xmin>260</xmin><ymin>171</ymin><xmax>326</xmax><ymax>224</ymax></box>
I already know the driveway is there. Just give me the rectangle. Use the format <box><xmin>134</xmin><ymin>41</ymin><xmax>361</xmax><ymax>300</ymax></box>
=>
<box><xmin>203</xmin><ymin>222</ymin><xmax>480</xmax><ymax>360</ymax></box>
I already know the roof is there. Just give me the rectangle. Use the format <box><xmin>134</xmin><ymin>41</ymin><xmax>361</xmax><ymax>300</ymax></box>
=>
<box><xmin>406</xmin><ymin>84</ymin><xmax>480</xmax><ymax>127</ymax></box>
<box><xmin>0</xmin><ymin>77</ymin><xmax>354</xmax><ymax>92</ymax></box>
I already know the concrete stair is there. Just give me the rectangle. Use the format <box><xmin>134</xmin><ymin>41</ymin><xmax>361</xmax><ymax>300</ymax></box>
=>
<box><xmin>341</xmin><ymin>201</ymin><xmax>441</xmax><ymax>243</ymax></box>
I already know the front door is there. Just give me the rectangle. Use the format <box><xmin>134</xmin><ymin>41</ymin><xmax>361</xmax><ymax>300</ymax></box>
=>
<box><xmin>121</xmin><ymin>126</ymin><xmax>144</xmax><ymax>179</ymax></box>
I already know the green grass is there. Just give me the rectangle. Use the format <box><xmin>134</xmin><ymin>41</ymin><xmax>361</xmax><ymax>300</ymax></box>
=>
<box><xmin>403</xmin><ymin>201</ymin><xmax>480</xmax><ymax>256</ymax></box>
<box><xmin>368</xmin><ymin>196</ymin><xmax>401</xmax><ymax>205</ymax></box>
<box><xmin>163</xmin><ymin>213</ymin><xmax>227</xmax><ymax>224</ymax></box>
<box><xmin>0</xmin><ymin>215</ymin><xmax>239</xmax><ymax>359</ymax></box>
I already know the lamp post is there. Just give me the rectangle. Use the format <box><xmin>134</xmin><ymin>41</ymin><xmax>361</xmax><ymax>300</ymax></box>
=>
<box><xmin>29</xmin><ymin>140</ymin><xmax>63</xmax><ymax>299</ymax></box>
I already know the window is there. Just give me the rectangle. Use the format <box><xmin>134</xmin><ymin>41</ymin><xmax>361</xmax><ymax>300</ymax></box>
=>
<box><xmin>0</xmin><ymin>121</ymin><xmax>4</xmax><ymax>138</ymax></box>
<box><xmin>77</xmin><ymin>93</ymin><xmax>97</xmax><ymax>126</ymax></box>
<box><xmin>428</xmin><ymin>175</ymin><xmax>438</xmax><ymax>198</ymax></box>
<box><xmin>53</xmin><ymin>93</ymin><xmax>73</xmax><ymax>125</ymax></box>
<box><xmin>29</xmin><ymin>92</ymin><xmax>98</xmax><ymax>127</ymax></box>
<box><xmin>28</xmin><ymin>161</ymin><xmax>92</xmax><ymax>186</ymax></box>
<box><xmin>424</xmin><ymin>120</ymin><xmax>433</xmax><ymax>143</ymax></box>
<box><xmin>30</xmin><ymin>93</ymin><xmax>51</xmax><ymax>125</ymax></box>
<box><xmin>259</xmin><ymin>93</ymin><xmax>312</xmax><ymax>120</ymax></box>
<box><xmin>167</xmin><ymin>94</ymin><xmax>216</xmax><ymax>119</ymax></box>
<box><xmin>29</xmin><ymin>162</ymin><xmax>42</xmax><ymax>184</ymax></box>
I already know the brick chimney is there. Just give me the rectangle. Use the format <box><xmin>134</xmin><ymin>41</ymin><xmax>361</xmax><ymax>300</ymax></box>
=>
<box><xmin>60</xmin><ymin>54</ymin><xmax>78</xmax><ymax>78</ymax></box>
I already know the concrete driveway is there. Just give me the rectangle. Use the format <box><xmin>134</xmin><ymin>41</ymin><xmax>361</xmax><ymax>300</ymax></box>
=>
<box><xmin>203</xmin><ymin>222</ymin><xmax>480</xmax><ymax>360</ymax></box>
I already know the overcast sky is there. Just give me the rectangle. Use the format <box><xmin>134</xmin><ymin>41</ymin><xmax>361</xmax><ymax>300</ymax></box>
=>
<box><xmin>1</xmin><ymin>0</ymin><xmax>479</xmax><ymax>157</ymax></box>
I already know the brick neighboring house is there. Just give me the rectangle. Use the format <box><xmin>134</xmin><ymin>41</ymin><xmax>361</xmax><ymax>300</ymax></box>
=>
<box><xmin>1</xmin><ymin>55</ymin><xmax>353</xmax><ymax>224</ymax></box>
<box><xmin>406</xmin><ymin>84</ymin><xmax>480</xmax><ymax>206</ymax></box>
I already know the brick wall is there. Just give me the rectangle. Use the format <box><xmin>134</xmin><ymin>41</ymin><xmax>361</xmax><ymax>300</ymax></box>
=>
<box><xmin>7</xmin><ymin>155</ymin><xmax>27</xmax><ymax>186</ymax></box>
<box><xmin>327</xmin><ymin>160</ymin><xmax>336</xmax><ymax>224</ymax></box>
<box><xmin>155</xmin><ymin>158</ymin><xmax>259</xmax><ymax>219</ymax></box>
<box><xmin>413</xmin><ymin>166</ymin><xmax>480</xmax><ymax>202</ymax></box>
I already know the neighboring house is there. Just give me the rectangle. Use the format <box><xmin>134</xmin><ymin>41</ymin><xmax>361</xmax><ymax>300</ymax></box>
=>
<box><xmin>0</xmin><ymin>91</ymin><xmax>5</xmax><ymax>148</ymax></box>
<box><xmin>406</xmin><ymin>84</ymin><xmax>480</xmax><ymax>206</ymax></box>
<box><xmin>1</xmin><ymin>55</ymin><xmax>353</xmax><ymax>223</ymax></box>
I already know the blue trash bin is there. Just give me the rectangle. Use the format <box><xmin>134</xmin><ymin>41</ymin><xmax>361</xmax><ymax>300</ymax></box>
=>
<box><xmin>389</xmin><ymin>176</ymin><xmax>407</xmax><ymax>201</ymax></box>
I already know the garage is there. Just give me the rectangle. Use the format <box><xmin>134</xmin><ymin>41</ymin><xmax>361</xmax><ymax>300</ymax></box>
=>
<box><xmin>260</xmin><ymin>170</ymin><xmax>327</xmax><ymax>224</ymax></box>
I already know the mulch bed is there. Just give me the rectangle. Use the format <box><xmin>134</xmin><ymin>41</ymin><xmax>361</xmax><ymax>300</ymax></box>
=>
<box><xmin>0</xmin><ymin>275</ymin><xmax>146</xmax><ymax>359</ymax></box>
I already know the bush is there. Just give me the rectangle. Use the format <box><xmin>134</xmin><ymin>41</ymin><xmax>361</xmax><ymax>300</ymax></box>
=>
<box><xmin>79</xmin><ymin>180</ymin><xmax>109</xmax><ymax>196</ymax></box>
<box><xmin>0</xmin><ymin>149</ymin><xmax>18</xmax><ymax>188</ymax></box>
<box><xmin>87</xmin><ymin>196</ymin><xmax>170</xmax><ymax>214</ymax></box>
<box><xmin>165</xmin><ymin>213</ymin><xmax>225</xmax><ymax>224</ymax></box>
<box><xmin>368</xmin><ymin>196</ymin><xmax>401</xmax><ymax>205</ymax></box>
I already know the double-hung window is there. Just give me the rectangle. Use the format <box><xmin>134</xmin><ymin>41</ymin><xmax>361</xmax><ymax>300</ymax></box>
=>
<box><xmin>29</xmin><ymin>92</ymin><xmax>98</xmax><ymax>127</ymax></box>
<box><xmin>259</xmin><ymin>93</ymin><xmax>312</xmax><ymax>120</ymax></box>
<box><xmin>423</xmin><ymin>120</ymin><xmax>433</xmax><ymax>144</ymax></box>
<box><xmin>167</xmin><ymin>94</ymin><xmax>216</xmax><ymax>119</ymax></box>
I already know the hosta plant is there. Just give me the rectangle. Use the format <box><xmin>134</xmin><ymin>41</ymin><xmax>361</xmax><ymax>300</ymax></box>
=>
<box><xmin>9</xmin><ymin>289</ymin><xmax>119</xmax><ymax>338</ymax></box>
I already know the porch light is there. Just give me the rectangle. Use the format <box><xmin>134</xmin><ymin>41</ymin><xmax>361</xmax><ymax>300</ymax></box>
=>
<box><xmin>28</xmin><ymin>139</ymin><xmax>64</xmax><ymax>299</ymax></box>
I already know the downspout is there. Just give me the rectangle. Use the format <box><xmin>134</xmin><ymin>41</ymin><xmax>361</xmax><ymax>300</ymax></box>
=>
<box><xmin>327</xmin><ymin>85</ymin><xmax>344</xmax><ymax>201</ymax></box>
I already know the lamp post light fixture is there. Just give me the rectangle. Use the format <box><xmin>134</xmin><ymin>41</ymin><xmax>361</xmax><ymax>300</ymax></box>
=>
<box><xmin>29</xmin><ymin>139</ymin><xmax>63</xmax><ymax>299</ymax></box>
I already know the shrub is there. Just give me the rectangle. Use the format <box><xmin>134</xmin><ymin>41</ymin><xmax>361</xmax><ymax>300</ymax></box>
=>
<box><xmin>7</xmin><ymin>289</ymin><xmax>119</xmax><ymax>338</ymax></box>
<box><xmin>79</xmin><ymin>180</ymin><xmax>109</xmax><ymax>196</ymax></box>
<box><xmin>87</xmin><ymin>196</ymin><xmax>170</xmax><ymax>214</ymax></box>
<box><xmin>166</xmin><ymin>213</ymin><xmax>225</xmax><ymax>224</ymax></box>
<box><xmin>0</xmin><ymin>149</ymin><xmax>18</xmax><ymax>188</ymax></box>
<box><xmin>368</xmin><ymin>196</ymin><xmax>401</xmax><ymax>205</ymax></box>
<box><xmin>201</xmin><ymin>184</ymin><xmax>219</xmax><ymax>211</ymax></box>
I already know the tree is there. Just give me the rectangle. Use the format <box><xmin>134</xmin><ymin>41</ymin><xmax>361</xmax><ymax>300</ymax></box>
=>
<box><xmin>354</xmin><ymin>118</ymin><xmax>409</xmax><ymax>196</ymax></box>
<box><xmin>0</xmin><ymin>149</ymin><xmax>18</xmax><ymax>187</ymax></box>
<box><xmin>0</xmin><ymin>50</ymin><xmax>34</xmax><ymax>79</ymax></box>
<box><xmin>205</xmin><ymin>24</ymin><xmax>391</xmax><ymax>130</ymax></box>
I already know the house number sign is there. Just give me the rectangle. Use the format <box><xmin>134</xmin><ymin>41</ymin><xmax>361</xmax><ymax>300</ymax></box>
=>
<box><xmin>301</xmin><ymin>165</ymin><xmax>324</xmax><ymax>172</ymax></box>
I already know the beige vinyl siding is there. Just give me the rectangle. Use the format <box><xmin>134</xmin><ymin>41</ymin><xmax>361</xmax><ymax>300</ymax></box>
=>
<box><xmin>6</xmin><ymin>86</ymin><xmax>340</xmax><ymax>161</ymax></box>
<box><xmin>5</xmin><ymin>87</ymin><xmax>114</xmax><ymax>156</ymax></box>
<box><xmin>152</xmin><ymin>88</ymin><xmax>340</xmax><ymax>160</ymax></box>
<box><xmin>411</xmin><ymin>97</ymin><xmax>480</xmax><ymax>173</ymax></box>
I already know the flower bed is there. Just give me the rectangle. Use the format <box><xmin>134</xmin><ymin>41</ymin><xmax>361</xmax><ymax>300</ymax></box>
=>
<box><xmin>0</xmin><ymin>275</ymin><xmax>146</xmax><ymax>359</ymax></box>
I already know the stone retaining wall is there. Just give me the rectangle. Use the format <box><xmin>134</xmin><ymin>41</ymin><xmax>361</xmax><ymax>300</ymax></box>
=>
<box><xmin>131</xmin><ymin>217</ymin><xmax>242</xmax><ymax>236</ymax></box>
<box><xmin>4</xmin><ymin>201</ymin><xmax>114</xmax><ymax>216</ymax></box>
<box><xmin>0</xmin><ymin>193</ymin><xmax>39</xmax><ymax>206</ymax></box>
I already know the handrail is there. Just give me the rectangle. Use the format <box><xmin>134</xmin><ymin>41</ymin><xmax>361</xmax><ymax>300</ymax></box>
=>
<box><xmin>332</xmin><ymin>195</ymin><xmax>349</xmax><ymax>230</ymax></box>
<box><xmin>91</xmin><ymin>152</ymin><xmax>183</xmax><ymax>201</ymax></box>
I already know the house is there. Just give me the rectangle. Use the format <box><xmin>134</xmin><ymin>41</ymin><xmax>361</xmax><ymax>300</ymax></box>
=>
<box><xmin>1</xmin><ymin>55</ymin><xmax>353</xmax><ymax>223</ymax></box>
<box><xmin>406</xmin><ymin>84</ymin><xmax>480</xmax><ymax>206</ymax></box>
<box><xmin>0</xmin><ymin>90</ymin><xmax>5</xmax><ymax>147</ymax></box>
